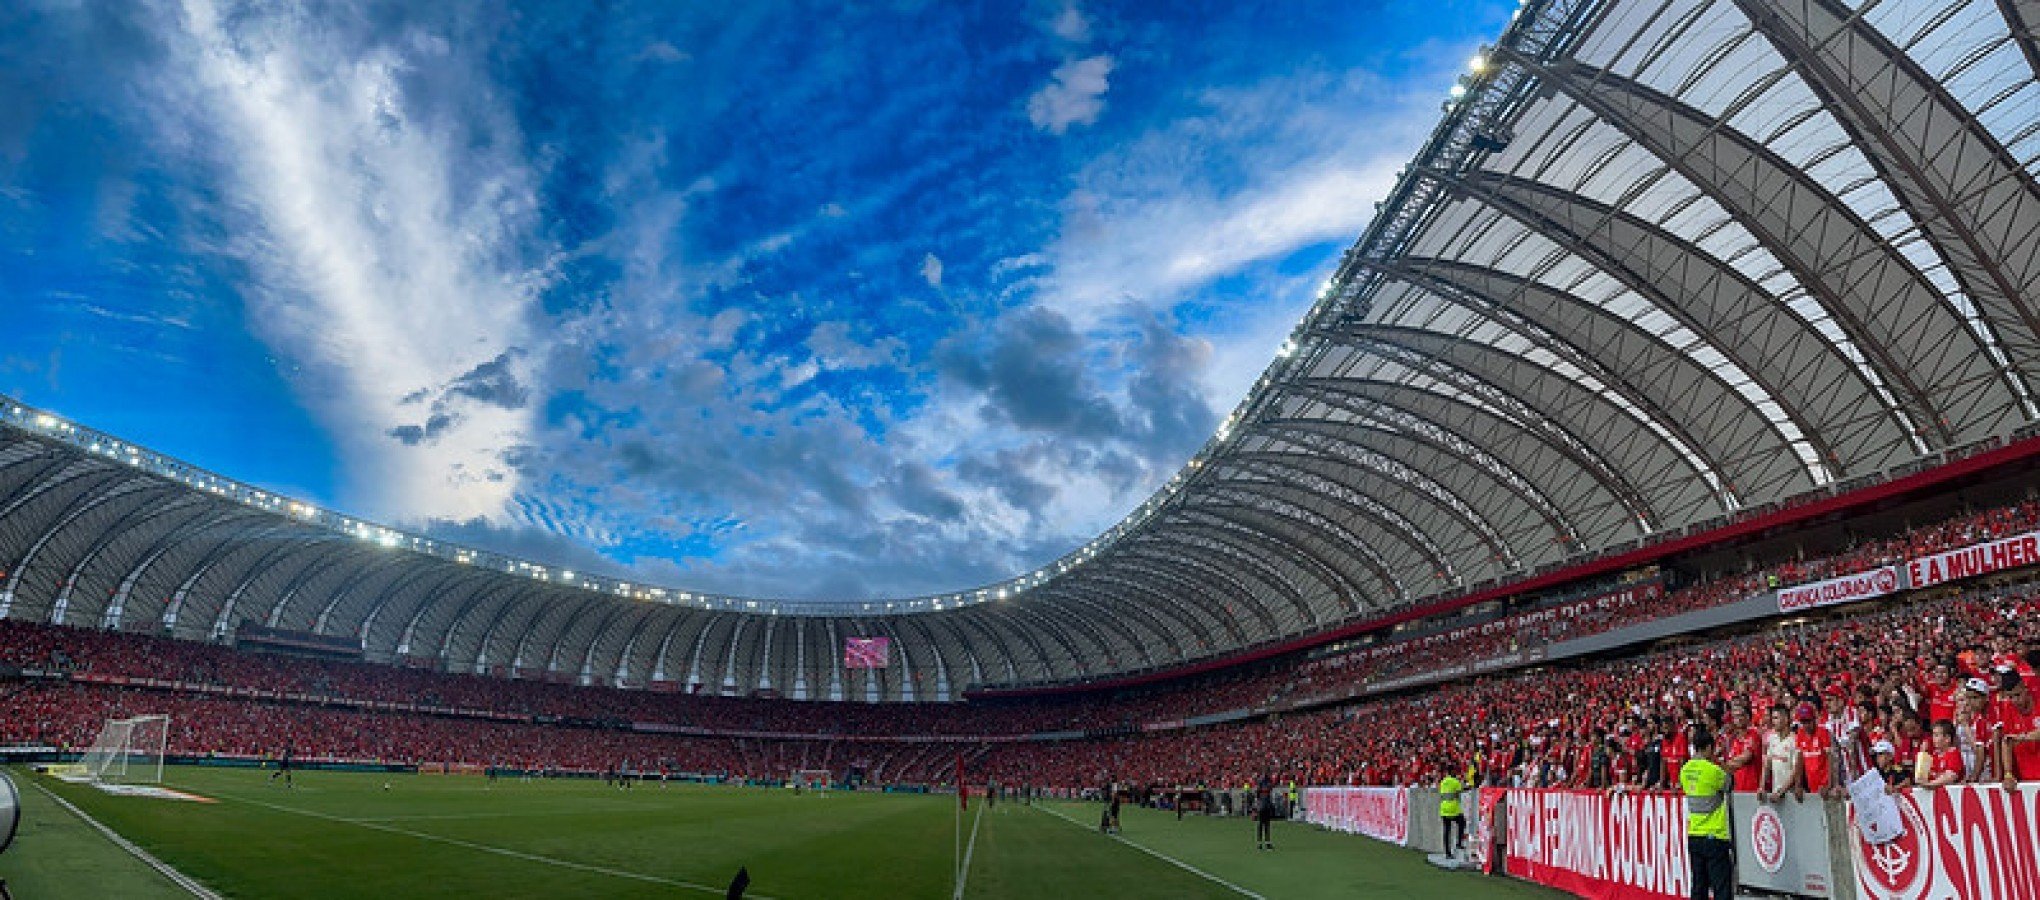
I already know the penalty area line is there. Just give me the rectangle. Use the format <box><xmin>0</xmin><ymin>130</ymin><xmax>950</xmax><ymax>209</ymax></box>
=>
<box><xmin>215</xmin><ymin>792</ymin><xmax>776</xmax><ymax>900</ymax></box>
<box><xmin>1035</xmin><ymin>803</ymin><xmax>1266</xmax><ymax>900</ymax></box>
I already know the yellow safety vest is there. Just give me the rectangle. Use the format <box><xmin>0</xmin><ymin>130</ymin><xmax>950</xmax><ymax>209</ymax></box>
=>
<box><xmin>1680</xmin><ymin>758</ymin><xmax>1729</xmax><ymax>840</ymax></box>
<box><xmin>1439</xmin><ymin>776</ymin><xmax>1464</xmax><ymax>817</ymax></box>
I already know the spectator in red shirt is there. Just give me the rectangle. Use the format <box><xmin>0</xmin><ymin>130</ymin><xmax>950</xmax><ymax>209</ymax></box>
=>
<box><xmin>1795</xmin><ymin>702</ymin><xmax>1835</xmax><ymax>794</ymax></box>
<box><xmin>1992</xmin><ymin>671</ymin><xmax>2040</xmax><ymax>785</ymax></box>
<box><xmin>1923</xmin><ymin>721</ymin><xmax>1966</xmax><ymax>788</ymax></box>
<box><xmin>1661</xmin><ymin>715</ymin><xmax>1691</xmax><ymax>786</ymax></box>
<box><xmin>1724</xmin><ymin>699</ymin><xmax>1763</xmax><ymax>792</ymax></box>
<box><xmin>1924</xmin><ymin>660</ymin><xmax>1960</xmax><ymax>724</ymax></box>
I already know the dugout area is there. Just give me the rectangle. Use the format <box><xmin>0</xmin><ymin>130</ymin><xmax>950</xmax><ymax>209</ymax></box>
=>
<box><xmin>0</xmin><ymin>765</ymin><xmax>1564</xmax><ymax>899</ymax></box>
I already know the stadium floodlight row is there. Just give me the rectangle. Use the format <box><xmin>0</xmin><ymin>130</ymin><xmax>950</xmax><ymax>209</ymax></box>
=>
<box><xmin>2</xmin><ymin>0</ymin><xmax>2037</xmax><ymax>702</ymax></box>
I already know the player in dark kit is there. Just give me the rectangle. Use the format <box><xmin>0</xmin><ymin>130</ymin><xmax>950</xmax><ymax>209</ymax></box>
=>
<box><xmin>1254</xmin><ymin>773</ymin><xmax>1276</xmax><ymax>850</ymax></box>
<box><xmin>270</xmin><ymin>746</ymin><xmax>293</xmax><ymax>788</ymax></box>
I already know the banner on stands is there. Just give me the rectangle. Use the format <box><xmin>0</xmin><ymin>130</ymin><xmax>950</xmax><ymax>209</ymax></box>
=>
<box><xmin>1906</xmin><ymin>531</ymin><xmax>2040</xmax><ymax>589</ymax></box>
<box><xmin>1849</xmin><ymin>783</ymin><xmax>2040</xmax><ymax>900</ymax></box>
<box><xmin>1777</xmin><ymin>566</ymin><xmax>1901</xmax><ymax>614</ymax></box>
<box><xmin>1474</xmin><ymin>789</ymin><xmax>1500</xmax><ymax>874</ymax></box>
<box><xmin>1504</xmin><ymin>789</ymin><xmax>1688</xmax><ymax>900</ymax></box>
<box><xmin>1730</xmin><ymin>794</ymin><xmax>1835</xmax><ymax>897</ymax></box>
<box><xmin>1302</xmin><ymin>786</ymin><xmax>1409</xmax><ymax>846</ymax></box>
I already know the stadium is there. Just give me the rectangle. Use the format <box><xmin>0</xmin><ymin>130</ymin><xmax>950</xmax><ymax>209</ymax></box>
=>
<box><xmin>2</xmin><ymin>0</ymin><xmax>2038</xmax><ymax>897</ymax></box>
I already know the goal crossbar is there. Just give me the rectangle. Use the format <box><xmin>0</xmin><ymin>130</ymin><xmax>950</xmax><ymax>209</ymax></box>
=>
<box><xmin>80</xmin><ymin>714</ymin><xmax>169</xmax><ymax>785</ymax></box>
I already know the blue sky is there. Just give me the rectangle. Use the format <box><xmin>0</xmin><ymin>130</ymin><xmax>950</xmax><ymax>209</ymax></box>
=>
<box><xmin>1</xmin><ymin>0</ymin><xmax>1511</xmax><ymax>600</ymax></box>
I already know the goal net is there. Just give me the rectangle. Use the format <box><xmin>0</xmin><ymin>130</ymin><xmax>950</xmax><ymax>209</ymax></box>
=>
<box><xmin>79</xmin><ymin>714</ymin><xmax>169</xmax><ymax>784</ymax></box>
<box><xmin>793</xmin><ymin>768</ymin><xmax>832</xmax><ymax>792</ymax></box>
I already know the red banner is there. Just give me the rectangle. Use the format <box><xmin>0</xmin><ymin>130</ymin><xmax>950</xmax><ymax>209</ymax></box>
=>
<box><xmin>1778</xmin><ymin>566</ymin><xmax>1900</xmax><ymax>613</ymax></box>
<box><xmin>1906</xmin><ymin>531</ymin><xmax>2040</xmax><ymax>589</ymax></box>
<box><xmin>1504</xmin><ymin>789</ymin><xmax>1688</xmax><ymax>900</ymax></box>
<box><xmin>1476</xmin><ymin>789</ymin><xmax>1501</xmax><ymax>874</ymax></box>
<box><xmin>1848</xmin><ymin>784</ymin><xmax>2040</xmax><ymax>899</ymax></box>
<box><xmin>1302</xmin><ymin>786</ymin><xmax>1408</xmax><ymax>845</ymax></box>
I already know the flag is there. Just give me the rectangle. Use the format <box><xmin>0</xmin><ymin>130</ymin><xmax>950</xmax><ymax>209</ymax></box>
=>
<box><xmin>956</xmin><ymin>752</ymin><xmax>967</xmax><ymax>810</ymax></box>
<box><xmin>844</xmin><ymin>636</ymin><xmax>890</xmax><ymax>669</ymax></box>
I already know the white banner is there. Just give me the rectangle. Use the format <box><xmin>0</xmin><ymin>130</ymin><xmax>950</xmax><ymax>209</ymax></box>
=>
<box><xmin>1731</xmin><ymin>794</ymin><xmax>1835</xmax><ymax>897</ymax></box>
<box><xmin>1302</xmin><ymin>786</ymin><xmax>1409</xmax><ymax>846</ymax></box>
<box><xmin>1906</xmin><ymin>531</ymin><xmax>2040</xmax><ymax>589</ymax></box>
<box><xmin>1777</xmin><ymin>566</ymin><xmax>1901</xmax><ymax>613</ymax></box>
<box><xmin>1849</xmin><ymin>783</ymin><xmax>2040</xmax><ymax>899</ymax></box>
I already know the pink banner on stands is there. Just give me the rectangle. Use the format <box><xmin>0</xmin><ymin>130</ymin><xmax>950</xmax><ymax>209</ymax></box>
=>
<box><xmin>1778</xmin><ymin>566</ymin><xmax>1901</xmax><ymax>613</ymax></box>
<box><xmin>1301</xmin><ymin>786</ymin><xmax>1408</xmax><ymax>846</ymax></box>
<box><xmin>1504</xmin><ymin>789</ymin><xmax>1689</xmax><ymax>900</ymax></box>
<box><xmin>1849</xmin><ymin>784</ymin><xmax>2040</xmax><ymax>900</ymax></box>
<box><xmin>1907</xmin><ymin>531</ymin><xmax>2040</xmax><ymax>589</ymax></box>
<box><xmin>843</xmin><ymin>636</ymin><xmax>890</xmax><ymax>669</ymax></box>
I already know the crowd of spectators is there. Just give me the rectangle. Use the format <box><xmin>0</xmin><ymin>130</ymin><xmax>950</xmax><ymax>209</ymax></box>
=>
<box><xmin>3</xmin><ymin>498</ymin><xmax>2040</xmax><ymax>790</ymax></box>
<box><xmin>0</xmin><ymin>679</ymin><xmax>987</xmax><ymax>784</ymax></box>
<box><xmin>976</xmin><ymin>587</ymin><xmax>2040</xmax><ymax>794</ymax></box>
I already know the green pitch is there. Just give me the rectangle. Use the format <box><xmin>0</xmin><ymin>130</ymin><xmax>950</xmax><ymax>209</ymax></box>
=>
<box><xmin>3</xmin><ymin>767</ymin><xmax>1566</xmax><ymax>899</ymax></box>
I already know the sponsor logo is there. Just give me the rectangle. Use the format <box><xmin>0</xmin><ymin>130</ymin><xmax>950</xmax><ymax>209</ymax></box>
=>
<box><xmin>1871</xmin><ymin>568</ymin><xmax>1898</xmax><ymax>592</ymax></box>
<box><xmin>1778</xmin><ymin>566</ymin><xmax>1900</xmax><ymax>612</ymax></box>
<box><xmin>1750</xmin><ymin>805</ymin><xmax>1786</xmax><ymax>874</ymax></box>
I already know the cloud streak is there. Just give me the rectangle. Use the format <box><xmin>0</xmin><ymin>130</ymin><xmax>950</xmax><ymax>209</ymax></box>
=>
<box><xmin>158</xmin><ymin>0</ymin><xmax>551</xmax><ymax>522</ymax></box>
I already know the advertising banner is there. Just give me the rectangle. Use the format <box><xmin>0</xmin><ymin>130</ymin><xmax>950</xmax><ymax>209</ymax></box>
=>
<box><xmin>1301</xmin><ymin>786</ymin><xmax>1409</xmax><ymax>846</ymax></box>
<box><xmin>1731</xmin><ymin>794</ymin><xmax>1835</xmax><ymax>897</ymax></box>
<box><xmin>1848</xmin><ymin>784</ymin><xmax>2040</xmax><ymax>900</ymax></box>
<box><xmin>1906</xmin><ymin>531</ymin><xmax>2040</xmax><ymax>589</ymax></box>
<box><xmin>1503</xmin><ymin>789</ymin><xmax>1689</xmax><ymax>900</ymax></box>
<box><xmin>1777</xmin><ymin>566</ymin><xmax>1901</xmax><ymax>614</ymax></box>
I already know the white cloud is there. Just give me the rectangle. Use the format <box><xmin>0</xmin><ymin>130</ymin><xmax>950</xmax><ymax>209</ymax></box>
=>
<box><xmin>639</xmin><ymin>40</ymin><xmax>690</xmax><ymax>64</ymax></box>
<box><xmin>921</xmin><ymin>251</ymin><xmax>944</xmax><ymax>288</ymax></box>
<box><xmin>163</xmin><ymin>0</ymin><xmax>548</xmax><ymax>523</ymax></box>
<box><xmin>1053</xmin><ymin>161</ymin><xmax>1401</xmax><ymax>313</ymax></box>
<box><xmin>1027</xmin><ymin>54</ymin><xmax>1115</xmax><ymax>134</ymax></box>
<box><xmin>1039</xmin><ymin>70</ymin><xmax>1449</xmax><ymax>330</ymax></box>
<box><xmin>1050</xmin><ymin>3</ymin><xmax>1092</xmax><ymax>43</ymax></box>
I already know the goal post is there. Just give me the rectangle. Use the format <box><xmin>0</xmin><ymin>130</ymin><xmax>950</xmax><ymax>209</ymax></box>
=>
<box><xmin>792</xmin><ymin>768</ymin><xmax>832</xmax><ymax>792</ymax></box>
<box><xmin>80</xmin><ymin>714</ymin><xmax>169</xmax><ymax>784</ymax></box>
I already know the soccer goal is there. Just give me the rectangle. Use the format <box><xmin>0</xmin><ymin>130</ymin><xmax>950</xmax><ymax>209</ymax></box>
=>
<box><xmin>792</xmin><ymin>769</ymin><xmax>832</xmax><ymax>793</ymax></box>
<box><xmin>79</xmin><ymin>714</ymin><xmax>169</xmax><ymax>784</ymax></box>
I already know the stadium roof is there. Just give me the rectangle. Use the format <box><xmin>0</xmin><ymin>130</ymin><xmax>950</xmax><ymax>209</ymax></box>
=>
<box><xmin>3</xmin><ymin>0</ymin><xmax>2037</xmax><ymax>700</ymax></box>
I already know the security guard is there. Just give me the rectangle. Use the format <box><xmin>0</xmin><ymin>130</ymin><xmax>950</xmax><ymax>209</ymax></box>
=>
<box><xmin>1680</xmin><ymin>728</ymin><xmax>1734</xmax><ymax>900</ymax></box>
<box><xmin>1438</xmin><ymin>766</ymin><xmax>1466</xmax><ymax>857</ymax></box>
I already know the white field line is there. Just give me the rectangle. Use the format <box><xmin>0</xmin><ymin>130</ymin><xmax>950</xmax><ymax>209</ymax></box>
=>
<box><xmin>356</xmin><ymin>806</ymin><xmax>647</xmax><ymax>823</ymax></box>
<box><xmin>29</xmin><ymin>780</ymin><xmax>225</xmax><ymax>900</ymax></box>
<box><xmin>1035</xmin><ymin>803</ymin><xmax>1267</xmax><ymax>900</ymax></box>
<box><xmin>215</xmin><ymin>792</ymin><xmax>776</xmax><ymax>900</ymax></box>
<box><xmin>952</xmin><ymin>799</ymin><xmax>987</xmax><ymax>899</ymax></box>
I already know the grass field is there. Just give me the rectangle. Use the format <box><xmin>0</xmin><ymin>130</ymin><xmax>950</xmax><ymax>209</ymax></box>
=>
<box><xmin>1</xmin><ymin>767</ymin><xmax>1566</xmax><ymax>899</ymax></box>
